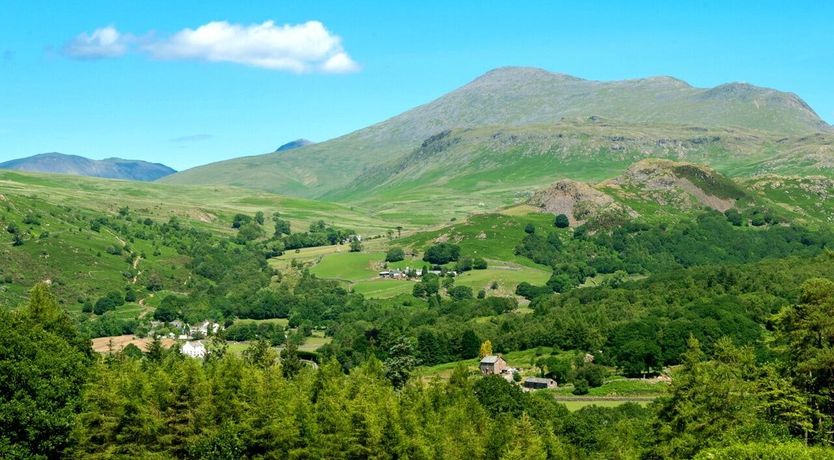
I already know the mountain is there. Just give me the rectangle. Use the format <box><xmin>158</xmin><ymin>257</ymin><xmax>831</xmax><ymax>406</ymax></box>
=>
<box><xmin>0</xmin><ymin>153</ymin><xmax>176</xmax><ymax>181</ymax></box>
<box><xmin>276</xmin><ymin>139</ymin><xmax>315</xmax><ymax>152</ymax></box>
<box><xmin>161</xmin><ymin>67</ymin><xmax>832</xmax><ymax>217</ymax></box>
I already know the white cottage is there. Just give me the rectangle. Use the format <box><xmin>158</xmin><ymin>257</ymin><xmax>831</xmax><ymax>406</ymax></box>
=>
<box><xmin>181</xmin><ymin>341</ymin><xmax>207</xmax><ymax>359</ymax></box>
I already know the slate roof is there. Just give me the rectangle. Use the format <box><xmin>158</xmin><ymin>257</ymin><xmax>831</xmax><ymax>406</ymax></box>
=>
<box><xmin>524</xmin><ymin>377</ymin><xmax>554</xmax><ymax>384</ymax></box>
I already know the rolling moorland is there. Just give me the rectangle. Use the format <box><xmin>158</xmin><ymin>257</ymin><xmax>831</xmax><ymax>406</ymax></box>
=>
<box><xmin>5</xmin><ymin>67</ymin><xmax>834</xmax><ymax>458</ymax></box>
<box><xmin>0</xmin><ymin>152</ymin><xmax>177</xmax><ymax>181</ymax></box>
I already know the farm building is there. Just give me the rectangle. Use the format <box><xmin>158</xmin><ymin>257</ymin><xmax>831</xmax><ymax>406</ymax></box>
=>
<box><xmin>523</xmin><ymin>377</ymin><xmax>557</xmax><ymax>390</ymax></box>
<box><xmin>181</xmin><ymin>341</ymin><xmax>207</xmax><ymax>359</ymax></box>
<box><xmin>479</xmin><ymin>355</ymin><xmax>507</xmax><ymax>375</ymax></box>
<box><xmin>379</xmin><ymin>269</ymin><xmax>407</xmax><ymax>279</ymax></box>
<box><xmin>191</xmin><ymin>321</ymin><xmax>221</xmax><ymax>338</ymax></box>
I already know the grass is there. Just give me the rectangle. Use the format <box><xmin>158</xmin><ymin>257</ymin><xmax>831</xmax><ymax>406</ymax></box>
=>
<box><xmin>454</xmin><ymin>265</ymin><xmax>551</xmax><ymax>293</ymax></box>
<box><xmin>553</xmin><ymin>378</ymin><xmax>668</xmax><ymax>397</ymax></box>
<box><xmin>226</xmin><ymin>331</ymin><xmax>331</xmax><ymax>355</ymax></box>
<box><xmin>558</xmin><ymin>399</ymin><xmax>651</xmax><ymax>411</ymax></box>
<box><xmin>269</xmin><ymin>212</ymin><xmax>555</xmax><ymax>300</ymax></box>
<box><xmin>416</xmin><ymin>347</ymin><xmax>559</xmax><ymax>378</ymax></box>
<box><xmin>0</xmin><ymin>192</ymin><xmax>189</xmax><ymax>307</ymax></box>
<box><xmin>269</xmin><ymin>244</ymin><xmax>348</xmax><ymax>271</ymax></box>
<box><xmin>351</xmin><ymin>279</ymin><xmax>415</xmax><ymax>298</ymax></box>
<box><xmin>0</xmin><ymin>169</ymin><xmax>396</xmax><ymax>235</ymax></box>
<box><xmin>310</xmin><ymin>251</ymin><xmax>384</xmax><ymax>281</ymax></box>
<box><xmin>397</xmin><ymin>212</ymin><xmax>558</xmax><ymax>269</ymax></box>
<box><xmin>233</xmin><ymin>318</ymin><xmax>290</xmax><ymax>328</ymax></box>
<box><xmin>299</xmin><ymin>333</ymin><xmax>332</xmax><ymax>353</ymax></box>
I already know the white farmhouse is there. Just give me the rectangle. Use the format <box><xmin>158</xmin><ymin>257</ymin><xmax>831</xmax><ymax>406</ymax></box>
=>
<box><xmin>181</xmin><ymin>341</ymin><xmax>207</xmax><ymax>359</ymax></box>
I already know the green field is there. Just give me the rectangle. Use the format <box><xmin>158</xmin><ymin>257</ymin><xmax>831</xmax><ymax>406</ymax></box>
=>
<box><xmin>351</xmin><ymin>279</ymin><xmax>415</xmax><ymax>298</ymax></box>
<box><xmin>310</xmin><ymin>251</ymin><xmax>385</xmax><ymax>281</ymax></box>
<box><xmin>293</xmin><ymin>239</ymin><xmax>551</xmax><ymax>299</ymax></box>
<box><xmin>416</xmin><ymin>347</ymin><xmax>560</xmax><ymax>378</ymax></box>
<box><xmin>557</xmin><ymin>399</ymin><xmax>652</xmax><ymax>411</ymax></box>
<box><xmin>398</xmin><ymin>212</ymin><xmax>558</xmax><ymax>267</ymax></box>
<box><xmin>553</xmin><ymin>378</ymin><xmax>668</xmax><ymax>397</ymax></box>
<box><xmin>226</xmin><ymin>330</ymin><xmax>331</xmax><ymax>356</ymax></box>
<box><xmin>453</xmin><ymin>265</ymin><xmax>550</xmax><ymax>294</ymax></box>
<box><xmin>233</xmin><ymin>318</ymin><xmax>290</xmax><ymax>328</ymax></box>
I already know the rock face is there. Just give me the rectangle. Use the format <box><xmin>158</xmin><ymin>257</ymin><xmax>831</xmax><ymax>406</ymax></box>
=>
<box><xmin>530</xmin><ymin>179</ymin><xmax>628</xmax><ymax>225</ymax></box>
<box><xmin>531</xmin><ymin>159</ymin><xmax>746</xmax><ymax>223</ymax></box>
<box><xmin>611</xmin><ymin>159</ymin><xmax>742</xmax><ymax>212</ymax></box>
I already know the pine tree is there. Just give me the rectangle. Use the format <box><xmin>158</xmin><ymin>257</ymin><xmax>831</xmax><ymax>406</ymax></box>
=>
<box><xmin>280</xmin><ymin>339</ymin><xmax>304</xmax><ymax>379</ymax></box>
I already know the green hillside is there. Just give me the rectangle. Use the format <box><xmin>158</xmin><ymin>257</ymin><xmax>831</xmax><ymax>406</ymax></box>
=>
<box><xmin>161</xmin><ymin>67</ymin><xmax>832</xmax><ymax>205</ymax></box>
<box><xmin>329</xmin><ymin>121</ymin><xmax>834</xmax><ymax>221</ymax></box>
<box><xmin>0</xmin><ymin>170</ymin><xmax>393</xmax><ymax>234</ymax></box>
<box><xmin>0</xmin><ymin>170</ymin><xmax>398</xmax><ymax>313</ymax></box>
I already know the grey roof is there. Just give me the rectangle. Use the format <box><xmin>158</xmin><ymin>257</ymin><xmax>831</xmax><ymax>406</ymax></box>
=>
<box><xmin>524</xmin><ymin>377</ymin><xmax>554</xmax><ymax>384</ymax></box>
<box><xmin>480</xmin><ymin>355</ymin><xmax>501</xmax><ymax>364</ymax></box>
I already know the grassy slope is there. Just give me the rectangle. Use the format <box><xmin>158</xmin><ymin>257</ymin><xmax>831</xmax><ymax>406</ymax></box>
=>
<box><xmin>0</xmin><ymin>170</ymin><xmax>394</xmax><ymax>234</ymax></box>
<box><xmin>0</xmin><ymin>192</ymin><xmax>189</xmax><ymax>308</ymax></box>
<box><xmin>161</xmin><ymin>67</ymin><xmax>831</xmax><ymax>203</ymax></box>
<box><xmin>0</xmin><ymin>170</ymin><xmax>398</xmax><ymax>309</ymax></box>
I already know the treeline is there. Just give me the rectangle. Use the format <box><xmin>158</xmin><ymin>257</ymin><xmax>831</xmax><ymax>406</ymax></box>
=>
<box><xmin>317</xmin><ymin>251</ymin><xmax>834</xmax><ymax>381</ymax></box>
<box><xmin>515</xmin><ymin>210</ymin><xmax>834</xmax><ymax>295</ymax></box>
<box><xmin>231</xmin><ymin>211</ymin><xmax>357</xmax><ymax>251</ymax></box>
<box><xmin>5</xmin><ymin>283</ymin><xmax>834</xmax><ymax>458</ymax></box>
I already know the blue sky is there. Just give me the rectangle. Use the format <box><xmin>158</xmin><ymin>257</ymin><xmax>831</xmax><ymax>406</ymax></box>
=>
<box><xmin>1</xmin><ymin>0</ymin><xmax>832</xmax><ymax>170</ymax></box>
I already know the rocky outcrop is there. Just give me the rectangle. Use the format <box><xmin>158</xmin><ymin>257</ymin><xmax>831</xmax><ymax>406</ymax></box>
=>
<box><xmin>609</xmin><ymin>159</ymin><xmax>740</xmax><ymax>212</ymax></box>
<box><xmin>530</xmin><ymin>179</ymin><xmax>632</xmax><ymax>225</ymax></box>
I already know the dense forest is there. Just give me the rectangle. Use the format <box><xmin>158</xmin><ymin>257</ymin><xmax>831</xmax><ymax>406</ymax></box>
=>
<box><xmin>4</xmin><ymin>277</ymin><xmax>834</xmax><ymax>458</ymax></box>
<box><xmin>5</xmin><ymin>191</ymin><xmax>834</xmax><ymax>458</ymax></box>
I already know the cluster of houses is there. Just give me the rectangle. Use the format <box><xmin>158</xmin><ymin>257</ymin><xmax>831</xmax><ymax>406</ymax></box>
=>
<box><xmin>378</xmin><ymin>267</ymin><xmax>458</xmax><ymax>280</ymax></box>
<box><xmin>153</xmin><ymin>320</ymin><xmax>222</xmax><ymax>341</ymax></box>
<box><xmin>479</xmin><ymin>354</ymin><xmax>557</xmax><ymax>391</ymax></box>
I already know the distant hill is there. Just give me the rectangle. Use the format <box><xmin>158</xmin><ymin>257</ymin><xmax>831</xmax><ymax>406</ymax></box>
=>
<box><xmin>276</xmin><ymin>139</ymin><xmax>315</xmax><ymax>152</ymax></box>
<box><xmin>162</xmin><ymin>67</ymin><xmax>832</xmax><ymax>215</ymax></box>
<box><xmin>0</xmin><ymin>153</ymin><xmax>176</xmax><ymax>181</ymax></box>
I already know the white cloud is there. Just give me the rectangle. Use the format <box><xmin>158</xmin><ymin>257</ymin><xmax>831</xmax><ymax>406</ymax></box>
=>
<box><xmin>137</xmin><ymin>20</ymin><xmax>357</xmax><ymax>73</ymax></box>
<box><xmin>63</xmin><ymin>21</ymin><xmax>358</xmax><ymax>73</ymax></box>
<box><xmin>64</xmin><ymin>26</ymin><xmax>128</xmax><ymax>59</ymax></box>
<box><xmin>321</xmin><ymin>51</ymin><xmax>360</xmax><ymax>73</ymax></box>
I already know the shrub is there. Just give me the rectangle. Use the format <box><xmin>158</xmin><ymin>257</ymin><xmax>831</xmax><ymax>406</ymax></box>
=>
<box><xmin>423</xmin><ymin>243</ymin><xmax>461</xmax><ymax>264</ymax></box>
<box><xmin>448</xmin><ymin>285</ymin><xmax>473</xmax><ymax>301</ymax></box>
<box><xmin>385</xmin><ymin>247</ymin><xmax>405</xmax><ymax>262</ymax></box>
<box><xmin>724</xmin><ymin>209</ymin><xmax>743</xmax><ymax>226</ymax></box>
<box><xmin>572</xmin><ymin>378</ymin><xmax>590</xmax><ymax>395</ymax></box>
<box><xmin>93</xmin><ymin>297</ymin><xmax>116</xmax><ymax>315</ymax></box>
<box><xmin>473</xmin><ymin>257</ymin><xmax>488</xmax><ymax>270</ymax></box>
<box><xmin>555</xmin><ymin>214</ymin><xmax>570</xmax><ymax>228</ymax></box>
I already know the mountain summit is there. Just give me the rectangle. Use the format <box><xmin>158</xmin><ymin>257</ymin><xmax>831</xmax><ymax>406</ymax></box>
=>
<box><xmin>276</xmin><ymin>139</ymin><xmax>315</xmax><ymax>152</ymax></box>
<box><xmin>162</xmin><ymin>67</ymin><xmax>831</xmax><ymax>200</ymax></box>
<box><xmin>0</xmin><ymin>153</ymin><xmax>176</xmax><ymax>181</ymax></box>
